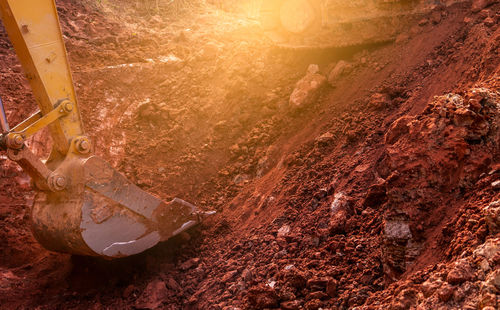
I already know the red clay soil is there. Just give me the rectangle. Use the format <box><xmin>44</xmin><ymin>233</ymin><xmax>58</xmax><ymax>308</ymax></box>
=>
<box><xmin>0</xmin><ymin>0</ymin><xmax>499</xmax><ymax>309</ymax></box>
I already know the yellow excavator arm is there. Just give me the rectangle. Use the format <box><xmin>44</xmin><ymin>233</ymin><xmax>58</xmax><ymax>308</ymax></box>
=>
<box><xmin>0</xmin><ymin>0</ymin><xmax>211</xmax><ymax>258</ymax></box>
<box><xmin>0</xmin><ymin>0</ymin><xmax>83</xmax><ymax>157</ymax></box>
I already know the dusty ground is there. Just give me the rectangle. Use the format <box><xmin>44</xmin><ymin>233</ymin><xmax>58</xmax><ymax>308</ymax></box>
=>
<box><xmin>0</xmin><ymin>0</ymin><xmax>499</xmax><ymax>309</ymax></box>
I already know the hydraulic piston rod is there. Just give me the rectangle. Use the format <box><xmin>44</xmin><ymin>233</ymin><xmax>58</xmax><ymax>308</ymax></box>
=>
<box><xmin>0</xmin><ymin>97</ymin><xmax>9</xmax><ymax>132</ymax></box>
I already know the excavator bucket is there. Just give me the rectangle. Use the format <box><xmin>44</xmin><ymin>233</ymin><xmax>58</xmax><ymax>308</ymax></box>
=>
<box><xmin>31</xmin><ymin>155</ymin><xmax>209</xmax><ymax>258</ymax></box>
<box><xmin>0</xmin><ymin>113</ymin><xmax>213</xmax><ymax>258</ymax></box>
<box><xmin>0</xmin><ymin>0</ymin><xmax>212</xmax><ymax>258</ymax></box>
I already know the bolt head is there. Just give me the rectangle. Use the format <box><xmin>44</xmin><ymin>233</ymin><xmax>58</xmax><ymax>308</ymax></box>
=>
<box><xmin>8</xmin><ymin>134</ymin><xmax>24</xmax><ymax>149</ymax></box>
<box><xmin>49</xmin><ymin>175</ymin><xmax>67</xmax><ymax>191</ymax></box>
<box><xmin>14</xmin><ymin>135</ymin><xmax>23</xmax><ymax>145</ymax></box>
<box><xmin>76</xmin><ymin>138</ymin><xmax>91</xmax><ymax>154</ymax></box>
<box><xmin>79</xmin><ymin>140</ymin><xmax>89</xmax><ymax>151</ymax></box>
<box><xmin>55</xmin><ymin>176</ymin><xmax>67</xmax><ymax>188</ymax></box>
<box><xmin>64</xmin><ymin>102</ymin><xmax>73</xmax><ymax>112</ymax></box>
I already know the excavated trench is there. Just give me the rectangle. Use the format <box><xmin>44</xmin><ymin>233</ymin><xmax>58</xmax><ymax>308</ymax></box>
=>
<box><xmin>0</xmin><ymin>0</ymin><xmax>499</xmax><ymax>309</ymax></box>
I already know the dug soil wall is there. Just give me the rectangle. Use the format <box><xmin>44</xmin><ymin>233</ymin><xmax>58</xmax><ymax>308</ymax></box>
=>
<box><xmin>0</xmin><ymin>0</ymin><xmax>499</xmax><ymax>309</ymax></box>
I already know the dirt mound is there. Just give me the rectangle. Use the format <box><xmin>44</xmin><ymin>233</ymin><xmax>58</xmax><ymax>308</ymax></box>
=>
<box><xmin>0</xmin><ymin>0</ymin><xmax>499</xmax><ymax>309</ymax></box>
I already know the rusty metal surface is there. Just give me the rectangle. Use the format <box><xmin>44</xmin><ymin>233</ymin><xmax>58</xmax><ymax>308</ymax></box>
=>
<box><xmin>153</xmin><ymin>198</ymin><xmax>200</xmax><ymax>239</ymax></box>
<box><xmin>81</xmin><ymin>190</ymin><xmax>160</xmax><ymax>257</ymax></box>
<box><xmin>6</xmin><ymin>147</ymin><xmax>52</xmax><ymax>190</ymax></box>
<box><xmin>83</xmin><ymin>156</ymin><xmax>162</xmax><ymax>219</ymax></box>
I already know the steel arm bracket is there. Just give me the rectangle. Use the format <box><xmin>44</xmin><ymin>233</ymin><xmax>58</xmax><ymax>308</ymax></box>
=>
<box><xmin>3</xmin><ymin>100</ymin><xmax>74</xmax><ymax>150</ymax></box>
<box><xmin>0</xmin><ymin>100</ymin><xmax>90</xmax><ymax>192</ymax></box>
